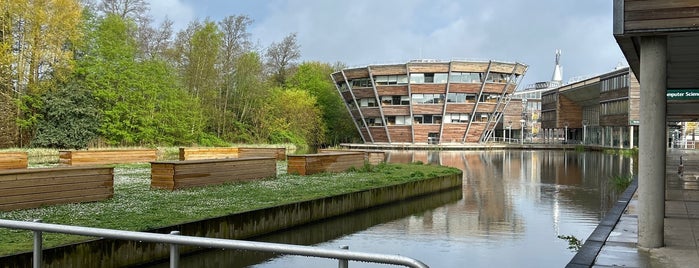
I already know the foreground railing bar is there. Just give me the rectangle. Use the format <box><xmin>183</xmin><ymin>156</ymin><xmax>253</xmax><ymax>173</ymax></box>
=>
<box><xmin>0</xmin><ymin>219</ymin><xmax>428</xmax><ymax>268</ymax></box>
<box><xmin>32</xmin><ymin>219</ymin><xmax>41</xmax><ymax>268</ymax></box>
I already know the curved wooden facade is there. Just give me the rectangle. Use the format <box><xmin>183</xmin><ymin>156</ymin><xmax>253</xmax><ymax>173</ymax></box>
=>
<box><xmin>332</xmin><ymin>60</ymin><xmax>527</xmax><ymax>144</ymax></box>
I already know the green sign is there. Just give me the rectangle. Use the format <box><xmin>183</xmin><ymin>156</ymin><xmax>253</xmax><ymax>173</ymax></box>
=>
<box><xmin>667</xmin><ymin>89</ymin><xmax>699</xmax><ymax>100</ymax></box>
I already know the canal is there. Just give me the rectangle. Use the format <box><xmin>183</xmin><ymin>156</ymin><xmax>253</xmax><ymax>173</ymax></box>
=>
<box><xmin>145</xmin><ymin>150</ymin><xmax>635</xmax><ymax>268</ymax></box>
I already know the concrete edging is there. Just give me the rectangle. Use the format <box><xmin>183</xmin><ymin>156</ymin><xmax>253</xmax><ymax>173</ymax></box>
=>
<box><xmin>566</xmin><ymin>178</ymin><xmax>638</xmax><ymax>267</ymax></box>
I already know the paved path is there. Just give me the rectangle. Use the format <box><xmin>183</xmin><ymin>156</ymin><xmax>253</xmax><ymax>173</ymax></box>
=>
<box><xmin>592</xmin><ymin>149</ymin><xmax>699</xmax><ymax>267</ymax></box>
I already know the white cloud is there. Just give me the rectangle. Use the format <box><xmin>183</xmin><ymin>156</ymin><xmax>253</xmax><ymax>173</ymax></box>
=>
<box><xmin>148</xmin><ymin>0</ymin><xmax>195</xmax><ymax>31</ymax></box>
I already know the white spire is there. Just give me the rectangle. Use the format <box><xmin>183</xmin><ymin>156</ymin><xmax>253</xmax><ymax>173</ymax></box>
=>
<box><xmin>552</xmin><ymin>49</ymin><xmax>563</xmax><ymax>83</ymax></box>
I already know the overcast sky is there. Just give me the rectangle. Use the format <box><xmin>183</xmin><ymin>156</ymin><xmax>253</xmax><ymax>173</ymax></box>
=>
<box><xmin>148</xmin><ymin>0</ymin><xmax>625</xmax><ymax>88</ymax></box>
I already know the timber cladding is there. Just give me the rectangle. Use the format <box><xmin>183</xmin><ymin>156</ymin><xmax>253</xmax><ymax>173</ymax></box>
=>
<box><xmin>59</xmin><ymin>149</ymin><xmax>157</xmax><ymax>166</ymax></box>
<box><xmin>150</xmin><ymin>157</ymin><xmax>277</xmax><ymax>191</ymax></box>
<box><xmin>287</xmin><ymin>152</ymin><xmax>365</xmax><ymax>175</ymax></box>
<box><xmin>0</xmin><ymin>152</ymin><xmax>28</xmax><ymax>170</ymax></box>
<box><xmin>317</xmin><ymin>149</ymin><xmax>386</xmax><ymax>165</ymax></box>
<box><xmin>179</xmin><ymin>147</ymin><xmax>286</xmax><ymax>161</ymax></box>
<box><xmin>0</xmin><ymin>166</ymin><xmax>114</xmax><ymax>211</ymax></box>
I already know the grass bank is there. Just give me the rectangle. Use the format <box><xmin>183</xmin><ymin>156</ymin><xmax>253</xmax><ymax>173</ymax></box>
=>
<box><xmin>0</xmin><ymin>161</ymin><xmax>459</xmax><ymax>256</ymax></box>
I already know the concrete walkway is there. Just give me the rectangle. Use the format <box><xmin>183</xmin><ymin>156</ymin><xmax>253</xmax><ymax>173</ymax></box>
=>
<box><xmin>591</xmin><ymin>149</ymin><xmax>699</xmax><ymax>267</ymax></box>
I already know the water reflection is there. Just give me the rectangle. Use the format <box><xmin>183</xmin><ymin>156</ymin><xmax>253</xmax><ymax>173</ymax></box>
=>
<box><xmin>147</xmin><ymin>150</ymin><xmax>635</xmax><ymax>268</ymax></box>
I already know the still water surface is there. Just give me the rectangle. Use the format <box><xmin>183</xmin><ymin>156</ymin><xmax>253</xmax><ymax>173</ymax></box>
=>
<box><xmin>148</xmin><ymin>150</ymin><xmax>635</xmax><ymax>268</ymax></box>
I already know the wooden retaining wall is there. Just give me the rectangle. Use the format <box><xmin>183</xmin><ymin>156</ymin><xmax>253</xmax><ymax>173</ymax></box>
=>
<box><xmin>59</xmin><ymin>149</ymin><xmax>157</xmax><ymax>166</ymax></box>
<box><xmin>151</xmin><ymin>157</ymin><xmax>277</xmax><ymax>191</ymax></box>
<box><xmin>0</xmin><ymin>152</ymin><xmax>28</xmax><ymax>170</ymax></box>
<box><xmin>0</xmin><ymin>166</ymin><xmax>114</xmax><ymax>211</ymax></box>
<box><xmin>287</xmin><ymin>152</ymin><xmax>365</xmax><ymax>175</ymax></box>
<box><xmin>317</xmin><ymin>149</ymin><xmax>385</xmax><ymax>165</ymax></box>
<box><xmin>179</xmin><ymin>147</ymin><xmax>286</xmax><ymax>161</ymax></box>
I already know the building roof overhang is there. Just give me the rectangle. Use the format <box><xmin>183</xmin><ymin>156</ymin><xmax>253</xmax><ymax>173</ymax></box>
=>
<box><xmin>614</xmin><ymin>0</ymin><xmax>699</xmax><ymax>122</ymax></box>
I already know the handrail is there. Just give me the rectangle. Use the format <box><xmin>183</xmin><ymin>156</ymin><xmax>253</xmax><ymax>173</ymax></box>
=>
<box><xmin>0</xmin><ymin>219</ymin><xmax>428</xmax><ymax>268</ymax></box>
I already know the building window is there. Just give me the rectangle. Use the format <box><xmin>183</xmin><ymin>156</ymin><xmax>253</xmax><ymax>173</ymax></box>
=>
<box><xmin>351</xmin><ymin>78</ymin><xmax>371</xmax><ymax>87</ymax></box>
<box><xmin>410</xmin><ymin>73</ymin><xmax>448</xmax><ymax>84</ymax></box>
<box><xmin>474</xmin><ymin>113</ymin><xmax>490</xmax><ymax>122</ymax></box>
<box><xmin>385</xmin><ymin>115</ymin><xmax>412</xmax><ymax>126</ymax></box>
<box><xmin>367</xmin><ymin>118</ymin><xmax>383</xmax><ymax>126</ymax></box>
<box><xmin>380</xmin><ymin>95</ymin><xmax>410</xmax><ymax>105</ymax></box>
<box><xmin>375</xmin><ymin>75</ymin><xmax>408</xmax><ymax>85</ymax></box>
<box><xmin>359</xmin><ymin>98</ymin><xmax>378</xmax><ymax>107</ymax></box>
<box><xmin>601</xmin><ymin>74</ymin><xmax>629</xmax><ymax>92</ymax></box>
<box><xmin>412</xmin><ymin>94</ymin><xmax>445</xmax><ymax>104</ymax></box>
<box><xmin>601</xmin><ymin>99</ymin><xmax>629</xmax><ymax>115</ymax></box>
<box><xmin>486</xmin><ymin>72</ymin><xmax>509</xmax><ymax>83</ymax></box>
<box><xmin>445</xmin><ymin>113</ymin><xmax>470</xmax><ymax>123</ymax></box>
<box><xmin>413</xmin><ymin>115</ymin><xmax>442</xmax><ymax>124</ymax></box>
<box><xmin>449</xmin><ymin>72</ymin><xmax>483</xmax><ymax>83</ymax></box>
<box><xmin>446</xmin><ymin>93</ymin><xmax>477</xmax><ymax>103</ymax></box>
<box><xmin>479</xmin><ymin>94</ymin><xmax>500</xmax><ymax>103</ymax></box>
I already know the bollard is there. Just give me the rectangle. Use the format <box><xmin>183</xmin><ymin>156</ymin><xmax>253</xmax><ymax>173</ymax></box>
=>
<box><xmin>33</xmin><ymin>219</ymin><xmax>42</xmax><ymax>268</ymax></box>
<box><xmin>338</xmin><ymin>245</ymin><xmax>349</xmax><ymax>268</ymax></box>
<box><xmin>170</xmin><ymin>231</ymin><xmax>180</xmax><ymax>268</ymax></box>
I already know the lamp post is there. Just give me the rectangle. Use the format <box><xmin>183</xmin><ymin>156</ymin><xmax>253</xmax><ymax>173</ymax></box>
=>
<box><xmin>520</xmin><ymin>119</ymin><xmax>525</xmax><ymax>145</ymax></box>
<box><xmin>582</xmin><ymin>120</ymin><xmax>588</xmax><ymax>145</ymax></box>
<box><xmin>564</xmin><ymin>122</ymin><xmax>569</xmax><ymax>144</ymax></box>
<box><xmin>508</xmin><ymin>121</ymin><xmax>512</xmax><ymax>144</ymax></box>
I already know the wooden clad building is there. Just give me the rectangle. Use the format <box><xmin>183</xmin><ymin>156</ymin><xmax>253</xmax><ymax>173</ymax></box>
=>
<box><xmin>540</xmin><ymin>67</ymin><xmax>640</xmax><ymax>147</ymax></box>
<box><xmin>332</xmin><ymin>60</ymin><xmax>527</xmax><ymax>144</ymax></box>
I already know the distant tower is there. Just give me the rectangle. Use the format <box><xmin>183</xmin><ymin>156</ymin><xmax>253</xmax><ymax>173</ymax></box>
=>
<box><xmin>552</xmin><ymin>49</ymin><xmax>563</xmax><ymax>83</ymax></box>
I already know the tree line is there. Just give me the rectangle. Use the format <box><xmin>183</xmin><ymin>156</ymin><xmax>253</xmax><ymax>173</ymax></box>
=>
<box><xmin>0</xmin><ymin>0</ymin><xmax>358</xmax><ymax>149</ymax></box>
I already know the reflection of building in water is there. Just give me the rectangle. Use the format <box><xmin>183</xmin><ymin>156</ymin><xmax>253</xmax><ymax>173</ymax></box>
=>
<box><xmin>381</xmin><ymin>150</ymin><xmax>636</xmax><ymax>240</ymax></box>
<box><xmin>384</xmin><ymin>151</ymin><xmax>524</xmax><ymax>239</ymax></box>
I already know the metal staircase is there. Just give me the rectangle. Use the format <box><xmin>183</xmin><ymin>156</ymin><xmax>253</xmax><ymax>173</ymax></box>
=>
<box><xmin>479</xmin><ymin>93</ymin><xmax>513</xmax><ymax>143</ymax></box>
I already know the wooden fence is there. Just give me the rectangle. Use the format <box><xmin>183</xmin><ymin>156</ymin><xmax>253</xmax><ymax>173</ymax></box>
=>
<box><xmin>59</xmin><ymin>149</ymin><xmax>157</xmax><ymax>166</ymax></box>
<box><xmin>0</xmin><ymin>166</ymin><xmax>114</xmax><ymax>211</ymax></box>
<box><xmin>287</xmin><ymin>152</ymin><xmax>365</xmax><ymax>175</ymax></box>
<box><xmin>179</xmin><ymin>147</ymin><xmax>286</xmax><ymax>161</ymax></box>
<box><xmin>0</xmin><ymin>152</ymin><xmax>28</xmax><ymax>170</ymax></box>
<box><xmin>151</xmin><ymin>157</ymin><xmax>277</xmax><ymax>191</ymax></box>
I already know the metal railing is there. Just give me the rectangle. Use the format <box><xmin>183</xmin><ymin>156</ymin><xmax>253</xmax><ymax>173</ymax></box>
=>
<box><xmin>0</xmin><ymin>219</ymin><xmax>428</xmax><ymax>268</ymax></box>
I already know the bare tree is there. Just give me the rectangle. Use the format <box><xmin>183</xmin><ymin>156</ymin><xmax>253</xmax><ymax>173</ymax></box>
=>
<box><xmin>98</xmin><ymin>0</ymin><xmax>149</xmax><ymax>22</ymax></box>
<box><xmin>137</xmin><ymin>17</ymin><xmax>173</xmax><ymax>59</ymax></box>
<box><xmin>265</xmin><ymin>33</ymin><xmax>300</xmax><ymax>86</ymax></box>
<box><xmin>219</xmin><ymin>15</ymin><xmax>253</xmax><ymax>70</ymax></box>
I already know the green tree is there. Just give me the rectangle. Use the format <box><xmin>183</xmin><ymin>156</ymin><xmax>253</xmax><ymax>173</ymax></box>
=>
<box><xmin>224</xmin><ymin>51</ymin><xmax>268</xmax><ymax>142</ymax></box>
<box><xmin>32</xmin><ymin>82</ymin><xmax>100</xmax><ymax>149</ymax></box>
<box><xmin>264</xmin><ymin>87</ymin><xmax>324</xmax><ymax>146</ymax></box>
<box><xmin>289</xmin><ymin>62</ymin><xmax>359</xmax><ymax>145</ymax></box>
<box><xmin>177</xmin><ymin>20</ymin><xmax>223</xmax><ymax>135</ymax></box>
<box><xmin>76</xmin><ymin>14</ymin><xmax>202</xmax><ymax>145</ymax></box>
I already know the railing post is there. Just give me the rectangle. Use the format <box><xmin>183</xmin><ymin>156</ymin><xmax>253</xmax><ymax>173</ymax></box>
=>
<box><xmin>33</xmin><ymin>219</ymin><xmax>42</xmax><ymax>268</ymax></box>
<box><xmin>170</xmin><ymin>231</ymin><xmax>180</xmax><ymax>268</ymax></box>
<box><xmin>338</xmin><ymin>245</ymin><xmax>349</xmax><ymax>268</ymax></box>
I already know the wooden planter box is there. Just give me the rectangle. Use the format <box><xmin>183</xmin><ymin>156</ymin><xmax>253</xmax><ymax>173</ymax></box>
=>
<box><xmin>287</xmin><ymin>152</ymin><xmax>365</xmax><ymax>175</ymax></box>
<box><xmin>179</xmin><ymin>147</ymin><xmax>286</xmax><ymax>161</ymax></box>
<box><xmin>0</xmin><ymin>166</ymin><xmax>114</xmax><ymax>211</ymax></box>
<box><xmin>0</xmin><ymin>152</ymin><xmax>28</xmax><ymax>170</ymax></box>
<box><xmin>59</xmin><ymin>149</ymin><xmax>157</xmax><ymax>166</ymax></box>
<box><xmin>317</xmin><ymin>149</ymin><xmax>386</xmax><ymax>165</ymax></box>
<box><xmin>151</xmin><ymin>157</ymin><xmax>277</xmax><ymax>191</ymax></box>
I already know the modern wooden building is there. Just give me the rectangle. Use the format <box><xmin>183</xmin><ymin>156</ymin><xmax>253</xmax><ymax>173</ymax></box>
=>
<box><xmin>540</xmin><ymin>67</ymin><xmax>640</xmax><ymax>147</ymax></box>
<box><xmin>331</xmin><ymin>60</ymin><xmax>527</xmax><ymax>144</ymax></box>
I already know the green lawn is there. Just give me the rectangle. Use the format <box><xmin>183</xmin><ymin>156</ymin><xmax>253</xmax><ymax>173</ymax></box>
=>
<box><xmin>0</xmin><ymin>161</ymin><xmax>459</xmax><ymax>256</ymax></box>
